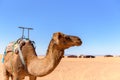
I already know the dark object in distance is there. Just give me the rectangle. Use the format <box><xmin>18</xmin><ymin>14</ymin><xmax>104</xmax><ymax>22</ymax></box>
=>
<box><xmin>83</xmin><ymin>55</ymin><xmax>95</xmax><ymax>58</ymax></box>
<box><xmin>68</xmin><ymin>55</ymin><xmax>77</xmax><ymax>58</ymax></box>
<box><xmin>104</xmin><ymin>55</ymin><xmax>113</xmax><ymax>57</ymax></box>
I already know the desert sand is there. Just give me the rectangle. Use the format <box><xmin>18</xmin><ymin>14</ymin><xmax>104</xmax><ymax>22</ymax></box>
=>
<box><xmin>1</xmin><ymin>55</ymin><xmax>120</xmax><ymax>80</ymax></box>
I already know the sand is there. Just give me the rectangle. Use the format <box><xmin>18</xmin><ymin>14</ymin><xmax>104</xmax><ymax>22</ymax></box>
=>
<box><xmin>1</xmin><ymin>55</ymin><xmax>120</xmax><ymax>80</ymax></box>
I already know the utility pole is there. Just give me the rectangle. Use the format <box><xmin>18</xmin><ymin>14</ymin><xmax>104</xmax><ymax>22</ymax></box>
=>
<box><xmin>18</xmin><ymin>27</ymin><xmax>33</xmax><ymax>40</ymax></box>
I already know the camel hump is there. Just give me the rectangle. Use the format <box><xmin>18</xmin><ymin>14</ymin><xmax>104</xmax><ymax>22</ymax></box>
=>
<box><xmin>5</xmin><ymin>39</ymin><xmax>34</xmax><ymax>54</ymax></box>
<box><xmin>2</xmin><ymin>41</ymin><xmax>18</xmax><ymax>63</ymax></box>
<box><xmin>5</xmin><ymin>41</ymin><xmax>18</xmax><ymax>53</ymax></box>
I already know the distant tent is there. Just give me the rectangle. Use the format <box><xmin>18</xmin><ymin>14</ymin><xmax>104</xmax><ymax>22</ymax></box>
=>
<box><xmin>67</xmin><ymin>55</ymin><xmax>77</xmax><ymax>58</ymax></box>
<box><xmin>83</xmin><ymin>55</ymin><xmax>95</xmax><ymax>58</ymax></box>
<box><xmin>104</xmin><ymin>55</ymin><xmax>113</xmax><ymax>57</ymax></box>
<box><xmin>79</xmin><ymin>55</ymin><xmax>84</xmax><ymax>58</ymax></box>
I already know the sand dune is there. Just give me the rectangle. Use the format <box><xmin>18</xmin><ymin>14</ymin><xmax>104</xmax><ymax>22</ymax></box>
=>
<box><xmin>1</xmin><ymin>55</ymin><xmax>120</xmax><ymax>80</ymax></box>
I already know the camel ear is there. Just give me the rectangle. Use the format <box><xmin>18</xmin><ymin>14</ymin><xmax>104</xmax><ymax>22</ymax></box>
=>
<box><xmin>53</xmin><ymin>32</ymin><xmax>62</xmax><ymax>44</ymax></box>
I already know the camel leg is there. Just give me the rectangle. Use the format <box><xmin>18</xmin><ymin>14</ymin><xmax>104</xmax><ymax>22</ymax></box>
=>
<box><xmin>3</xmin><ymin>72</ymin><xmax>9</xmax><ymax>80</ymax></box>
<box><xmin>12</xmin><ymin>73</ymin><xmax>19</xmax><ymax>80</ymax></box>
<box><xmin>10</xmin><ymin>75</ymin><xmax>13</xmax><ymax>80</ymax></box>
<box><xmin>29</xmin><ymin>75</ymin><xmax>37</xmax><ymax>80</ymax></box>
<box><xmin>3</xmin><ymin>67</ymin><xmax>9</xmax><ymax>80</ymax></box>
<box><xmin>13</xmin><ymin>77</ymin><xmax>18</xmax><ymax>80</ymax></box>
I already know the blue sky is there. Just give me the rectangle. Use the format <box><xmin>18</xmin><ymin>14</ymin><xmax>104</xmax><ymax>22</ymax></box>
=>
<box><xmin>0</xmin><ymin>0</ymin><xmax>120</xmax><ymax>55</ymax></box>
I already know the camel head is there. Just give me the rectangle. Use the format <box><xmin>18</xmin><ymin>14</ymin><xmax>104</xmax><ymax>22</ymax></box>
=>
<box><xmin>52</xmin><ymin>32</ymin><xmax>82</xmax><ymax>49</ymax></box>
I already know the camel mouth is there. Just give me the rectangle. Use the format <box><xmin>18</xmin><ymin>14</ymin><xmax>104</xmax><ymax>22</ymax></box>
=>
<box><xmin>72</xmin><ymin>37</ymin><xmax>82</xmax><ymax>46</ymax></box>
<box><xmin>75</xmin><ymin>41</ymin><xmax>82</xmax><ymax>46</ymax></box>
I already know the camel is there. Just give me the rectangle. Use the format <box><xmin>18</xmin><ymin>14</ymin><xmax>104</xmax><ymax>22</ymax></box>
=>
<box><xmin>3</xmin><ymin>32</ymin><xmax>82</xmax><ymax>80</ymax></box>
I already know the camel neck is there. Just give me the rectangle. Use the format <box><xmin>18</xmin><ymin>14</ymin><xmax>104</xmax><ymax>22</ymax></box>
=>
<box><xmin>46</xmin><ymin>39</ymin><xmax>64</xmax><ymax>67</ymax></box>
<box><xmin>26</xmin><ymin>39</ymin><xmax>64</xmax><ymax>76</ymax></box>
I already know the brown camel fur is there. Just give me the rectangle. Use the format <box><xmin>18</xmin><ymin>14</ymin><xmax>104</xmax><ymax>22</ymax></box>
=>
<box><xmin>3</xmin><ymin>32</ymin><xmax>82</xmax><ymax>80</ymax></box>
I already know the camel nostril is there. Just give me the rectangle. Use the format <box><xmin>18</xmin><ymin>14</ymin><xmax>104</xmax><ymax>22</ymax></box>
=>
<box><xmin>80</xmin><ymin>40</ymin><xmax>82</xmax><ymax>45</ymax></box>
<box><xmin>77</xmin><ymin>38</ymin><xmax>81</xmax><ymax>41</ymax></box>
<box><xmin>76</xmin><ymin>39</ymin><xmax>82</xmax><ymax>46</ymax></box>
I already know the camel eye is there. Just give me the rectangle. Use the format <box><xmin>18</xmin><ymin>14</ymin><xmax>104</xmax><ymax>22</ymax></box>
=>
<box><xmin>66</xmin><ymin>37</ymin><xmax>71</xmax><ymax>41</ymax></box>
<box><xmin>58</xmin><ymin>34</ymin><xmax>62</xmax><ymax>39</ymax></box>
